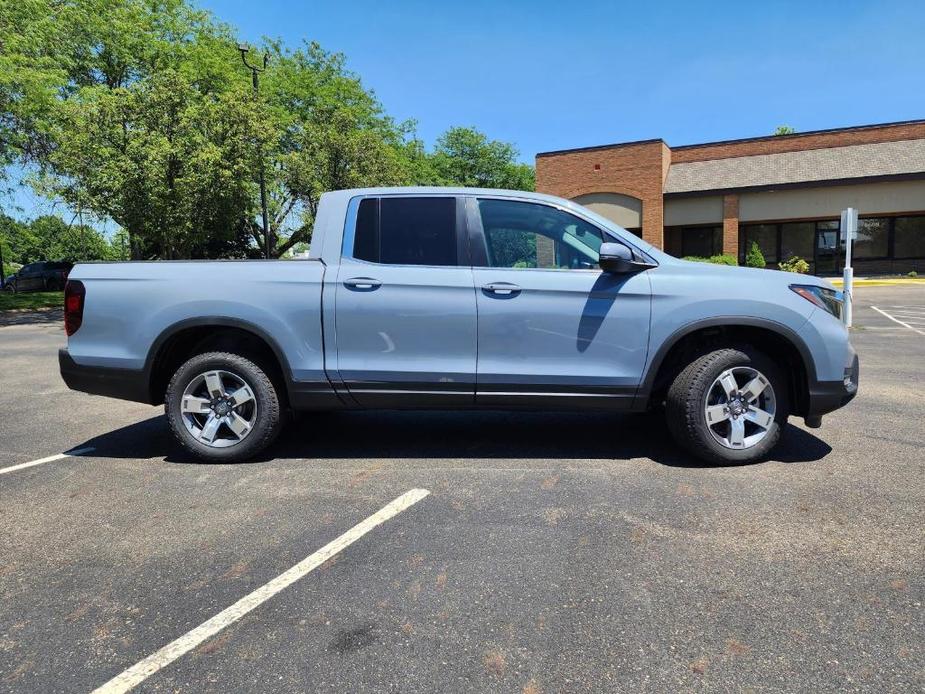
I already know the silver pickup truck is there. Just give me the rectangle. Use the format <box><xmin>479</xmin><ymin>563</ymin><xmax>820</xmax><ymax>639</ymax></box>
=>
<box><xmin>60</xmin><ymin>187</ymin><xmax>858</xmax><ymax>464</ymax></box>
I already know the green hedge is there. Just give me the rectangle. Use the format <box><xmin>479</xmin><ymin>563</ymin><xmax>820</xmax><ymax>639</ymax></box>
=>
<box><xmin>681</xmin><ymin>254</ymin><xmax>738</xmax><ymax>266</ymax></box>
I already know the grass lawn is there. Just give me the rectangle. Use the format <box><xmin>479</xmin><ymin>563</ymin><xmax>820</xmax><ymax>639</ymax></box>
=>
<box><xmin>0</xmin><ymin>291</ymin><xmax>63</xmax><ymax>312</ymax></box>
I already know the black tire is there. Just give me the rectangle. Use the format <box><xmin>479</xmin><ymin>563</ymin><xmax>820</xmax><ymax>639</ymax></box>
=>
<box><xmin>666</xmin><ymin>345</ymin><xmax>788</xmax><ymax>465</ymax></box>
<box><xmin>165</xmin><ymin>351</ymin><xmax>283</xmax><ymax>463</ymax></box>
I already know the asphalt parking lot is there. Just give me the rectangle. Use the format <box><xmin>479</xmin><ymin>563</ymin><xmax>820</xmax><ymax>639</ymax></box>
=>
<box><xmin>1</xmin><ymin>286</ymin><xmax>923</xmax><ymax>693</ymax></box>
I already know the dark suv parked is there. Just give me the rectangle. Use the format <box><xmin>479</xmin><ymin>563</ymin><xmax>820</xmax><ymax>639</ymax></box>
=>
<box><xmin>2</xmin><ymin>261</ymin><xmax>73</xmax><ymax>292</ymax></box>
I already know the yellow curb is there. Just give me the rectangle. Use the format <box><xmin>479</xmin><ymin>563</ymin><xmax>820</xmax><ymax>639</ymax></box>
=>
<box><xmin>831</xmin><ymin>279</ymin><xmax>924</xmax><ymax>287</ymax></box>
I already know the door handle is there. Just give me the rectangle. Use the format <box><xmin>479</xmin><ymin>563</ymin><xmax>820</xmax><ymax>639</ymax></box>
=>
<box><xmin>344</xmin><ymin>277</ymin><xmax>382</xmax><ymax>290</ymax></box>
<box><xmin>482</xmin><ymin>282</ymin><xmax>521</xmax><ymax>296</ymax></box>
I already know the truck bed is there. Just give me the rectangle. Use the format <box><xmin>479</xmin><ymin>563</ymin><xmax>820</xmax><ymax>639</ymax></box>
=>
<box><xmin>66</xmin><ymin>259</ymin><xmax>327</xmax><ymax>385</ymax></box>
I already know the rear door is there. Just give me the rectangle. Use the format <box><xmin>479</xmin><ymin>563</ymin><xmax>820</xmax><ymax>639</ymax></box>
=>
<box><xmin>468</xmin><ymin>196</ymin><xmax>652</xmax><ymax>409</ymax></box>
<box><xmin>333</xmin><ymin>194</ymin><xmax>477</xmax><ymax>407</ymax></box>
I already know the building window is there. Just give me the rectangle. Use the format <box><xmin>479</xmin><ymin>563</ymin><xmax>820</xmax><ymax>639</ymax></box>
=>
<box><xmin>893</xmin><ymin>216</ymin><xmax>925</xmax><ymax>258</ymax></box>
<box><xmin>739</xmin><ymin>221</ymin><xmax>822</xmax><ymax>269</ymax></box>
<box><xmin>780</xmin><ymin>222</ymin><xmax>814</xmax><ymax>262</ymax></box>
<box><xmin>741</xmin><ymin>224</ymin><xmax>779</xmax><ymax>263</ymax></box>
<box><xmin>680</xmin><ymin>226</ymin><xmax>722</xmax><ymax>257</ymax></box>
<box><xmin>854</xmin><ymin>218</ymin><xmax>889</xmax><ymax>259</ymax></box>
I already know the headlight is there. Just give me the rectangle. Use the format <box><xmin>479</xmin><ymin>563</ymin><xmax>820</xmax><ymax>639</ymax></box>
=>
<box><xmin>790</xmin><ymin>284</ymin><xmax>843</xmax><ymax>319</ymax></box>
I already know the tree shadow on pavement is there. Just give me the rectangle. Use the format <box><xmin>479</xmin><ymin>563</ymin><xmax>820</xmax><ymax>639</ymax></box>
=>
<box><xmin>0</xmin><ymin>308</ymin><xmax>63</xmax><ymax>328</ymax></box>
<box><xmin>72</xmin><ymin>410</ymin><xmax>832</xmax><ymax>468</ymax></box>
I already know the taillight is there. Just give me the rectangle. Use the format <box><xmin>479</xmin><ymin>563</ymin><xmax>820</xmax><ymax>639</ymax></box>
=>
<box><xmin>64</xmin><ymin>280</ymin><xmax>85</xmax><ymax>336</ymax></box>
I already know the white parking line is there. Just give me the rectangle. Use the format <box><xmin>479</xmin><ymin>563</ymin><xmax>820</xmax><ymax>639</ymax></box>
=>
<box><xmin>0</xmin><ymin>447</ymin><xmax>95</xmax><ymax>476</ymax></box>
<box><xmin>91</xmin><ymin>488</ymin><xmax>431</xmax><ymax>694</ymax></box>
<box><xmin>870</xmin><ymin>306</ymin><xmax>925</xmax><ymax>336</ymax></box>
<box><xmin>885</xmin><ymin>314</ymin><xmax>925</xmax><ymax>323</ymax></box>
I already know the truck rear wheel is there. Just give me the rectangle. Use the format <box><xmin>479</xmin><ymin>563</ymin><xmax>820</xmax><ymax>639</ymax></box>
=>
<box><xmin>165</xmin><ymin>351</ymin><xmax>283</xmax><ymax>463</ymax></box>
<box><xmin>666</xmin><ymin>346</ymin><xmax>788</xmax><ymax>465</ymax></box>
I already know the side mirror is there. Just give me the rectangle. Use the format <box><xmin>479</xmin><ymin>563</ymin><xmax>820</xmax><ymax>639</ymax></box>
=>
<box><xmin>599</xmin><ymin>242</ymin><xmax>656</xmax><ymax>274</ymax></box>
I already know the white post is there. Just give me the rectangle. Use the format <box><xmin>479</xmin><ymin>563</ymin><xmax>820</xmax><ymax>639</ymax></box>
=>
<box><xmin>840</xmin><ymin>208</ymin><xmax>857</xmax><ymax>327</ymax></box>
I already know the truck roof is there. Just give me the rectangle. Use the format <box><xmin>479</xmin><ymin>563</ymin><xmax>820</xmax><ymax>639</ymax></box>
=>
<box><xmin>324</xmin><ymin>186</ymin><xmax>572</xmax><ymax>206</ymax></box>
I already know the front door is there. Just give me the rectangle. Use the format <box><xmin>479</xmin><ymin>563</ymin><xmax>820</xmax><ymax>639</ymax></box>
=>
<box><xmin>468</xmin><ymin>197</ymin><xmax>652</xmax><ymax>409</ymax></box>
<box><xmin>814</xmin><ymin>222</ymin><xmax>844</xmax><ymax>275</ymax></box>
<box><xmin>334</xmin><ymin>195</ymin><xmax>477</xmax><ymax>407</ymax></box>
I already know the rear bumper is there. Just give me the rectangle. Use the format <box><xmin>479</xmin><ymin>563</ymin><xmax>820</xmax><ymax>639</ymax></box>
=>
<box><xmin>59</xmin><ymin>349</ymin><xmax>152</xmax><ymax>403</ymax></box>
<box><xmin>805</xmin><ymin>352</ymin><xmax>859</xmax><ymax>422</ymax></box>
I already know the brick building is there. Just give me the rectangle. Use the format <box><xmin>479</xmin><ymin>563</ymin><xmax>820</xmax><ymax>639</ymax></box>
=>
<box><xmin>536</xmin><ymin>119</ymin><xmax>925</xmax><ymax>275</ymax></box>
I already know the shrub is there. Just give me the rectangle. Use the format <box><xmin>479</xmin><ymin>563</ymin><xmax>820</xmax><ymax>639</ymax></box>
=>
<box><xmin>745</xmin><ymin>242</ymin><xmax>766</xmax><ymax>269</ymax></box>
<box><xmin>909</xmin><ymin>271</ymin><xmax>918</xmax><ymax>278</ymax></box>
<box><xmin>681</xmin><ymin>254</ymin><xmax>738</xmax><ymax>266</ymax></box>
<box><xmin>779</xmin><ymin>256</ymin><xmax>810</xmax><ymax>274</ymax></box>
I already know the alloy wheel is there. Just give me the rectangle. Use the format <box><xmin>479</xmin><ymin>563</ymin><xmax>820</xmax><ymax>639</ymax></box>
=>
<box><xmin>180</xmin><ymin>370</ymin><xmax>258</xmax><ymax>448</ymax></box>
<box><xmin>704</xmin><ymin>366</ymin><xmax>776</xmax><ymax>449</ymax></box>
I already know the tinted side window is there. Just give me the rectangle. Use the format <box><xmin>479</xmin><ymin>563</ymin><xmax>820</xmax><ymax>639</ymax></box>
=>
<box><xmin>353</xmin><ymin>198</ymin><xmax>379</xmax><ymax>263</ymax></box>
<box><xmin>477</xmin><ymin>199</ymin><xmax>603</xmax><ymax>269</ymax></box>
<box><xmin>352</xmin><ymin>197</ymin><xmax>457</xmax><ymax>266</ymax></box>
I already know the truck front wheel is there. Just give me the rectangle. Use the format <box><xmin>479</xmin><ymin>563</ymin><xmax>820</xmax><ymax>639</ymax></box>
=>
<box><xmin>666</xmin><ymin>346</ymin><xmax>788</xmax><ymax>465</ymax></box>
<box><xmin>165</xmin><ymin>351</ymin><xmax>283</xmax><ymax>463</ymax></box>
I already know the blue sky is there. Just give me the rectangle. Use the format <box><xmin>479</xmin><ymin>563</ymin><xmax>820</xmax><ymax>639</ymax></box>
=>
<box><xmin>202</xmin><ymin>0</ymin><xmax>925</xmax><ymax>158</ymax></box>
<box><xmin>6</xmin><ymin>0</ymin><xmax>925</xmax><ymax>222</ymax></box>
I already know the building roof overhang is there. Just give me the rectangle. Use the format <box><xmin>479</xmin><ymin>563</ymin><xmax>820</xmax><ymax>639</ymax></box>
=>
<box><xmin>663</xmin><ymin>139</ymin><xmax>925</xmax><ymax>195</ymax></box>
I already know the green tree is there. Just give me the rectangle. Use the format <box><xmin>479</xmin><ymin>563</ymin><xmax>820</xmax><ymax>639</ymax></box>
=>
<box><xmin>421</xmin><ymin>126</ymin><xmax>535</xmax><ymax>190</ymax></box>
<box><xmin>745</xmin><ymin>241</ymin><xmax>767</xmax><ymax>268</ymax></box>
<box><xmin>0</xmin><ymin>0</ymin><xmax>73</xmax><ymax>181</ymax></box>
<box><xmin>0</xmin><ymin>213</ymin><xmax>40</xmax><ymax>264</ymax></box>
<box><xmin>260</xmin><ymin>41</ymin><xmax>411</xmax><ymax>255</ymax></box>
<box><xmin>3</xmin><ymin>0</ymin><xmax>537</xmax><ymax>260</ymax></box>
<box><xmin>107</xmin><ymin>228</ymin><xmax>131</xmax><ymax>260</ymax></box>
<box><xmin>0</xmin><ymin>214</ymin><xmax>25</xmax><ymax>280</ymax></box>
<box><xmin>773</xmin><ymin>125</ymin><xmax>796</xmax><ymax>135</ymax></box>
<box><xmin>0</xmin><ymin>213</ymin><xmax>109</xmax><ymax>264</ymax></box>
<box><xmin>30</xmin><ymin>215</ymin><xmax>110</xmax><ymax>261</ymax></box>
<box><xmin>8</xmin><ymin>0</ymin><xmax>261</xmax><ymax>259</ymax></box>
<box><xmin>41</xmin><ymin>69</ymin><xmax>267</xmax><ymax>259</ymax></box>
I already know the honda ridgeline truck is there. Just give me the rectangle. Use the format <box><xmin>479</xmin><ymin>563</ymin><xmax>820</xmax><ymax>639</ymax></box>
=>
<box><xmin>59</xmin><ymin>187</ymin><xmax>858</xmax><ymax>464</ymax></box>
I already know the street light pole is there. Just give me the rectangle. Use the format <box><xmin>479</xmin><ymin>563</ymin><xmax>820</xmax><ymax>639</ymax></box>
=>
<box><xmin>239</xmin><ymin>44</ymin><xmax>272</xmax><ymax>259</ymax></box>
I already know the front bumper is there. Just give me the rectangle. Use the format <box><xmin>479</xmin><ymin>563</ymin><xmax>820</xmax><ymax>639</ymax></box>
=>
<box><xmin>804</xmin><ymin>352</ymin><xmax>859</xmax><ymax>425</ymax></box>
<box><xmin>59</xmin><ymin>349</ymin><xmax>152</xmax><ymax>403</ymax></box>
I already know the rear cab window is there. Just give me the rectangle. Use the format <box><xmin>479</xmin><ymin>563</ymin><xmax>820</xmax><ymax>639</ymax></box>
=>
<box><xmin>351</xmin><ymin>196</ymin><xmax>461</xmax><ymax>266</ymax></box>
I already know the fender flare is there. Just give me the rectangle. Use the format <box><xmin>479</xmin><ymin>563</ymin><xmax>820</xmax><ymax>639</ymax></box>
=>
<box><xmin>143</xmin><ymin>316</ymin><xmax>296</xmax><ymax>401</ymax></box>
<box><xmin>635</xmin><ymin>316</ymin><xmax>818</xmax><ymax>405</ymax></box>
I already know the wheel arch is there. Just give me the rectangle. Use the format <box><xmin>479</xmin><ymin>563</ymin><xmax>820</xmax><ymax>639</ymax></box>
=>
<box><xmin>638</xmin><ymin>317</ymin><xmax>817</xmax><ymax>417</ymax></box>
<box><xmin>144</xmin><ymin>317</ymin><xmax>294</xmax><ymax>406</ymax></box>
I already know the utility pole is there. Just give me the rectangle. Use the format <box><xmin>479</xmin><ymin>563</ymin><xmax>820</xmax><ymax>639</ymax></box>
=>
<box><xmin>239</xmin><ymin>43</ymin><xmax>272</xmax><ymax>259</ymax></box>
